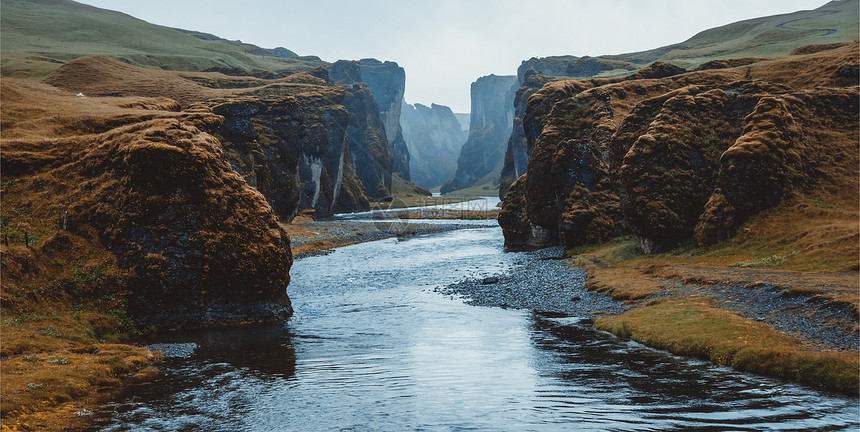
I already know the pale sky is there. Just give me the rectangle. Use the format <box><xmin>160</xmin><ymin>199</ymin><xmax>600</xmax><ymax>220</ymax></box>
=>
<box><xmin>78</xmin><ymin>0</ymin><xmax>829</xmax><ymax>113</ymax></box>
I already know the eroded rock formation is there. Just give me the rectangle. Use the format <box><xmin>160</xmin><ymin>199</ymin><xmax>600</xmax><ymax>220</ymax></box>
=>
<box><xmin>1</xmin><ymin>79</ymin><xmax>293</xmax><ymax>327</ymax></box>
<box><xmin>499</xmin><ymin>43</ymin><xmax>859</xmax><ymax>253</ymax></box>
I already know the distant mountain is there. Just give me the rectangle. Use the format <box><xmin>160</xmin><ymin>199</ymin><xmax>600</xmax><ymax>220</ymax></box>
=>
<box><xmin>441</xmin><ymin>74</ymin><xmax>517</xmax><ymax>194</ymax></box>
<box><xmin>454</xmin><ymin>113</ymin><xmax>470</xmax><ymax>132</ymax></box>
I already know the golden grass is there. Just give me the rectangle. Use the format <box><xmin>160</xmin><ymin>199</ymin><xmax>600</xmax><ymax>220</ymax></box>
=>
<box><xmin>1</xmin><ymin>320</ymin><xmax>161</xmax><ymax>430</ymax></box>
<box><xmin>595</xmin><ymin>297</ymin><xmax>859</xmax><ymax>395</ymax></box>
<box><xmin>567</xmin><ymin>237</ymin><xmax>665</xmax><ymax>301</ymax></box>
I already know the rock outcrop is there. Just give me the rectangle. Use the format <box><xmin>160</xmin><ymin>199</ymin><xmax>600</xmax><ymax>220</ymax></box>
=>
<box><xmin>400</xmin><ymin>102</ymin><xmax>468</xmax><ymax>189</ymax></box>
<box><xmin>499</xmin><ymin>42</ymin><xmax>859</xmax><ymax>253</ymax></box>
<box><xmin>499</xmin><ymin>71</ymin><xmax>557</xmax><ymax>199</ymax></box>
<box><xmin>210</xmin><ymin>83</ymin><xmax>375</xmax><ymax>219</ymax></box>
<box><xmin>1</xmin><ymin>79</ymin><xmax>294</xmax><ymax>328</ymax></box>
<box><xmin>48</xmin><ymin>56</ymin><xmax>398</xmax><ymax>218</ymax></box>
<box><xmin>441</xmin><ymin>74</ymin><xmax>517</xmax><ymax>193</ymax></box>
<box><xmin>330</xmin><ymin>59</ymin><xmax>410</xmax><ymax>181</ymax></box>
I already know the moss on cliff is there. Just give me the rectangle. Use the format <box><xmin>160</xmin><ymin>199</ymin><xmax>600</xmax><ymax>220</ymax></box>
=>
<box><xmin>1</xmin><ymin>78</ymin><xmax>293</xmax><ymax>328</ymax></box>
<box><xmin>500</xmin><ymin>42</ymin><xmax>859</xmax><ymax>257</ymax></box>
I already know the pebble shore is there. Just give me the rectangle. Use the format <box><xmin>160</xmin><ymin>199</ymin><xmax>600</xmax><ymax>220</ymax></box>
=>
<box><xmin>436</xmin><ymin>246</ymin><xmax>626</xmax><ymax>317</ymax></box>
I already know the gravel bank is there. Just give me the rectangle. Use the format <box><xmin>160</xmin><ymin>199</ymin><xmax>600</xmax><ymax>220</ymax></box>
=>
<box><xmin>436</xmin><ymin>246</ymin><xmax>626</xmax><ymax>316</ymax></box>
<box><xmin>437</xmin><ymin>244</ymin><xmax>857</xmax><ymax>352</ymax></box>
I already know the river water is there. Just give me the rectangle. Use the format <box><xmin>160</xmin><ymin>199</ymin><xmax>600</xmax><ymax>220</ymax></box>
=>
<box><xmin>89</xmin><ymin>227</ymin><xmax>858</xmax><ymax>431</ymax></box>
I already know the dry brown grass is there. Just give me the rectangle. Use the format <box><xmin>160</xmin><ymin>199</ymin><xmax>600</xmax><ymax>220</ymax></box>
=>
<box><xmin>1</xmin><ymin>71</ymin><xmax>296</xmax><ymax>427</ymax></box>
<box><xmin>569</xmin><ymin>257</ymin><xmax>665</xmax><ymax>302</ymax></box>
<box><xmin>44</xmin><ymin>55</ymin><xmax>323</xmax><ymax>107</ymax></box>
<box><xmin>751</xmin><ymin>41</ymin><xmax>860</xmax><ymax>89</ymax></box>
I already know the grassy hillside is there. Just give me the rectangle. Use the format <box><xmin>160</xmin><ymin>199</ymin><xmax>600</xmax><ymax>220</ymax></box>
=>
<box><xmin>0</xmin><ymin>0</ymin><xmax>324</xmax><ymax>77</ymax></box>
<box><xmin>524</xmin><ymin>0</ymin><xmax>859</xmax><ymax>79</ymax></box>
<box><xmin>619</xmin><ymin>0</ymin><xmax>859</xmax><ymax>69</ymax></box>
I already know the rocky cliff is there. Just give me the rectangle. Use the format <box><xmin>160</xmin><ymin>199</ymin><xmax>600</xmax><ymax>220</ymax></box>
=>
<box><xmin>8</xmin><ymin>53</ymin><xmax>404</xmax><ymax>329</ymax></box>
<box><xmin>1</xmin><ymin>78</ymin><xmax>293</xmax><ymax>328</ymax></box>
<box><xmin>210</xmin><ymin>83</ymin><xmax>376</xmax><ymax>219</ymax></box>
<box><xmin>331</xmin><ymin>59</ymin><xmax>410</xmax><ymax>181</ymax></box>
<box><xmin>441</xmin><ymin>74</ymin><xmax>517</xmax><ymax>193</ymax></box>
<box><xmin>499</xmin><ymin>43</ymin><xmax>859</xmax><ymax>253</ymax></box>
<box><xmin>499</xmin><ymin>70</ymin><xmax>558</xmax><ymax>199</ymax></box>
<box><xmin>400</xmin><ymin>102</ymin><xmax>468</xmax><ymax>189</ymax></box>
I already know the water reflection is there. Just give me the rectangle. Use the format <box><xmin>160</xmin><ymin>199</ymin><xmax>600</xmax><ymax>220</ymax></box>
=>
<box><xmin>90</xmin><ymin>228</ymin><xmax>858</xmax><ymax>432</ymax></box>
<box><xmin>527</xmin><ymin>312</ymin><xmax>858</xmax><ymax>431</ymax></box>
<box><xmin>142</xmin><ymin>325</ymin><xmax>297</xmax><ymax>379</ymax></box>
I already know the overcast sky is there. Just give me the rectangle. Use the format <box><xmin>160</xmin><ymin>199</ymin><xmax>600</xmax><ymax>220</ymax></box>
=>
<box><xmin>78</xmin><ymin>0</ymin><xmax>828</xmax><ymax>113</ymax></box>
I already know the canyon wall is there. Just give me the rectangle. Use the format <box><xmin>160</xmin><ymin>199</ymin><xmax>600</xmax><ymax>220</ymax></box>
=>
<box><xmin>441</xmin><ymin>74</ymin><xmax>517</xmax><ymax>193</ymax></box>
<box><xmin>17</xmin><ymin>54</ymin><xmax>406</xmax><ymax>328</ymax></box>
<box><xmin>499</xmin><ymin>56</ymin><xmax>642</xmax><ymax>199</ymax></box>
<box><xmin>498</xmin><ymin>43</ymin><xmax>859</xmax><ymax>253</ymax></box>
<box><xmin>400</xmin><ymin>102</ymin><xmax>468</xmax><ymax>189</ymax></box>
<box><xmin>1</xmin><ymin>79</ymin><xmax>294</xmax><ymax>328</ymax></box>
<box><xmin>331</xmin><ymin>59</ymin><xmax>411</xmax><ymax>182</ymax></box>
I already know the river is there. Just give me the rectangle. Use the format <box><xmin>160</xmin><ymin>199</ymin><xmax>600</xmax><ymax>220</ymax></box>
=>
<box><xmin>88</xmin><ymin>226</ymin><xmax>858</xmax><ymax>431</ymax></box>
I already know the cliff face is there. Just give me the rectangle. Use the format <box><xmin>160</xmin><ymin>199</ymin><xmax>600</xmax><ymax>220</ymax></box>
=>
<box><xmin>499</xmin><ymin>71</ymin><xmax>557</xmax><ymax>199</ymax></box>
<box><xmin>441</xmin><ymin>74</ymin><xmax>517</xmax><ymax>193</ymax></box>
<box><xmin>1</xmin><ymin>79</ymin><xmax>293</xmax><ymax>328</ymax></box>
<box><xmin>500</xmin><ymin>56</ymin><xmax>645</xmax><ymax>199</ymax></box>
<box><xmin>499</xmin><ymin>43</ymin><xmax>859</xmax><ymax>252</ymax></box>
<box><xmin>8</xmin><ymin>54</ymin><xmax>409</xmax><ymax>328</ymax></box>
<box><xmin>400</xmin><ymin>102</ymin><xmax>468</xmax><ymax>189</ymax></box>
<box><xmin>49</xmin><ymin>56</ymin><xmax>395</xmax><ymax>218</ymax></box>
<box><xmin>210</xmin><ymin>83</ymin><xmax>373</xmax><ymax>219</ymax></box>
<box><xmin>331</xmin><ymin>59</ymin><xmax>410</xmax><ymax>182</ymax></box>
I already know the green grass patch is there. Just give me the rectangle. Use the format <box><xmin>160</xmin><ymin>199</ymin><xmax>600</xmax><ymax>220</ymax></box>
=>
<box><xmin>595</xmin><ymin>297</ymin><xmax>859</xmax><ymax>395</ymax></box>
<box><xmin>1</xmin><ymin>0</ymin><xmax>324</xmax><ymax>78</ymax></box>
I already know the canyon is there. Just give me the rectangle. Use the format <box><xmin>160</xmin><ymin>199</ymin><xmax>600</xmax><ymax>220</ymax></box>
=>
<box><xmin>400</xmin><ymin>102</ymin><xmax>468</xmax><ymax>189</ymax></box>
<box><xmin>1</xmin><ymin>0</ymin><xmax>859</xmax><ymax>429</ymax></box>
